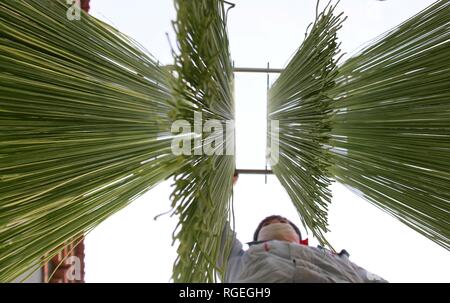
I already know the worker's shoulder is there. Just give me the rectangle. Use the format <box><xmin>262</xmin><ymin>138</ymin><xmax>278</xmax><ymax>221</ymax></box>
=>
<box><xmin>245</xmin><ymin>240</ymin><xmax>349</xmax><ymax>260</ymax></box>
<box><xmin>315</xmin><ymin>245</ymin><xmax>350</xmax><ymax>258</ymax></box>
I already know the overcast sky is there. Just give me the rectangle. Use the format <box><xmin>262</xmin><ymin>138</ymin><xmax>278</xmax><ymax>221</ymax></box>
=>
<box><xmin>85</xmin><ymin>0</ymin><xmax>449</xmax><ymax>282</ymax></box>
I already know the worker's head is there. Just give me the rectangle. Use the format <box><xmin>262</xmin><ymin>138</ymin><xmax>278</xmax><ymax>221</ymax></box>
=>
<box><xmin>253</xmin><ymin>215</ymin><xmax>302</xmax><ymax>243</ymax></box>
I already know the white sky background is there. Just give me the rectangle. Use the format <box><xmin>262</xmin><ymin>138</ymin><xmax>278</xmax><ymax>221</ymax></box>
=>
<box><xmin>85</xmin><ymin>0</ymin><xmax>449</xmax><ymax>282</ymax></box>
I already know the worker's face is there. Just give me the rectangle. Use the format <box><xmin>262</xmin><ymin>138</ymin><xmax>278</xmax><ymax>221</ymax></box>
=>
<box><xmin>257</xmin><ymin>218</ymin><xmax>300</xmax><ymax>243</ymax></box>
<box><xmin>261</xmin><ymin>217</ymin><xmax>289</xmax><ymax>226</ymax></box>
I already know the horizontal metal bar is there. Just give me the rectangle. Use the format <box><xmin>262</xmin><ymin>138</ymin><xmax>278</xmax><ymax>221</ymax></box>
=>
<box><xmin>235</xmin><ymin>169</ymin><xmax>273</xmax><ymax>175</ymax></box>
<box><xmin>164</xmin><ymin>65</ymin><xmax>284</xmax><ymax>74</ymax></box>
<box><xmin>233</xmin><ymin>67</ymin><xmax>284</xmax><ymax>73</ymax></box>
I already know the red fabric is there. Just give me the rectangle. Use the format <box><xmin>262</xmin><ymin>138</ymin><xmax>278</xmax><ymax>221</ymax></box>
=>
<box><xmin>299</xmin><ymin>238</ymin><xmax>309</xmax><ymax>246</ymax></box>
<box><xmin>81</xmin><ymin>0</ymin><xmax>90</xmax><ymax>13</ymax></box>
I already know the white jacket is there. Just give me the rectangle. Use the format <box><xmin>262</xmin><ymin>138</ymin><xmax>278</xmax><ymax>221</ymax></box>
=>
<box><xmin>219</xmin><ymin>226</ymin><xmax>387</xmax><ymax>283</ymax></box>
